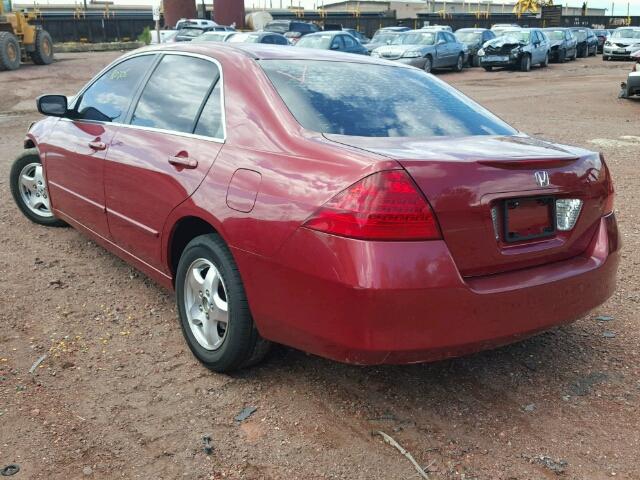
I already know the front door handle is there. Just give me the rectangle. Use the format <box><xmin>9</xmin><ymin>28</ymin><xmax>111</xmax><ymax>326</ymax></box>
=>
<box><xmin>88</xmin><ymin>140</ymin><xmax>107</xmax><ymax>151</ymax></box>
<box><xmin>168</xmin><ymin>155</ymin><xmax>198</xmax><ymax>169</ymax></box>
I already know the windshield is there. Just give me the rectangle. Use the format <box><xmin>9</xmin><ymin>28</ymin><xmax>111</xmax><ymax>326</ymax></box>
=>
<box><xmin>178</xmin><ymin>28</ymin><xmax>204</xmax><ymax>38</ymax></box>
<box><xmin>264</xmin><ymin>22</ymin><xmax>289</xmax><ymax>33</ymax></box>
<box><xmin>193</xmin><ymin>32</ymin><xmax>229</xmax><ymax>42</ymax></box>
<box><xmin>499</xmin><ymin>31</ymin><xmax>530</xmax><ymax>43</ymax></box>
<box><xmin>393</xmin><ymin>32</ymin><xmax>436</xmax><ymax>45</ymax></box>
<box><xmin>296</xmin><ymin>35</ymin><xmax>333</xmax><ymax>49</ymax></box>
<box><xmin>227</xmin><ymin>33</ymin><xmax>260</xmax><ymax>43</ymax></box>
<box><xmin>612</xmin><ymin>29</ymin><xmax>640</xmax><ymax>39</ymax></box>
<box><xmin>371</xmin><ymin>32</ymin><xmax>399</xmax><ymax>44</ymax></box>
<box><xmin>260</xmin><ymin>60</ymin><xmax>515</xmax><ymax>138</ymax></box>
<box><xmin>545</xmin><ymin>30</ymin><xmax>565</xmax><ymax>40</ymax></box>
<box><xmin>455</xmin><ymin>31</ymin><xmax>482</xmax><ymax>42</ymax></box>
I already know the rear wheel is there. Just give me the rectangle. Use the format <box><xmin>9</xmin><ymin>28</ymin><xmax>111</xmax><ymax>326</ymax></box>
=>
<box><xmin>10</xmin><ymin>149</ymin><xmax>66</xmax><ymax>227</ymax></box>
<box><xmin>520</xmin><ymin>54</ymin><xmax>531</xmax><ymax>72</ymax></box>
<box><xmin>176</xmin><ymin>234</ymin><xmax>270</xmax><ymax>372</ymax></box>
<box><xmin>453</xmin><ymin>53</ymin><xmax>464</xmax><ymax>72</ymax></box>
<box><xmin>423</xmin><ymin>55</ymin><xmax>433</xmax><ymax>73</ymax></box>
<box><xmin>0</xmin><ymin>32</ymin><xmax>21</xmax><ymax>71</ymax></box>
<box><xmin>30</xmin><ymin>30</ymin><xmax>54</xmax><ymax>65</ymax></box>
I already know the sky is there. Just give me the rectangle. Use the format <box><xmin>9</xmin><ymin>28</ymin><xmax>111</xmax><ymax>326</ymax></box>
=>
<box><xmin>244</xmin><ymin>0</ymin><xmax>640</xmax><ymax>15</ymax></box>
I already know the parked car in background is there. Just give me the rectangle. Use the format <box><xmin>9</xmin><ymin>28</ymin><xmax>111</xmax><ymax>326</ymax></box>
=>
<box><xmin>296</xmin><ymin>31</ymin><xmax>368</xmax><ymax>55</ymax></box>
<box><xmin>15</xmin><ymin>43</ymin><xmax>619</xmax><ymax>372</ymax></box>
<box><xmin>150</xmin><ymin>29</ymin><xmax>178</xmax><ymax>44</ymax></box>
<box><xmin>592</xmin><ymin>28</ymin><xmax>609</xmax><ymax>52</ymax></box>
<box><xmin>263</xmin><ymin>19</ymin><xmax>320</xmax><ymax>44</ymax></box>
<box><xmin>455</xmin><ymin>28</ymin><xmax>496</xmax><ymax>66</ymax></box>
<box><xmin>365</xmin><ymin>29</ymin><xmax>404</xmax><ymax>52</ymax></box>
<box><xmin>619</xmin><ymin>50</ymin><xmax>640</xmax><ymax>98</ymax></box>
<box><xmin>174</xmin><ymin>26</ymin><xmax>214</xmax><ymax>42</ymax></box>
<box><xmin>227</xmin><ymin>32</ymin><xmax>289</xmax><ymax>45</ymax></box>
<box><xmin>343</xmin><ymin>28</ymin><xmax>370</xmax><ymax>44</ymax></box>
<box><xmin>603</xmin><ymin>27</ymin><xmax>640</xmax><ymax>60</ymax></box>
<box><xmin>479</xmin><ymin>28</ymin><xmax>549</xmax><ymax>71</ymax></box>
<box><xmin>570</xmin><ymin>28</ymin><xmax>598</xmax><ymax>57</ymax></box>
<box><xmin>175</xmin><ymin>18</ymin><xmax>218</xmax><ymax>30</ymax></box>
<box><xmin>421</xmin><ymin>25</ymin><xmax>452</xmax><ymax>32</ymax></box>
<box><xmin>372</xmin><ymin>29</ymin><xmax>467</xmax><ymax>73</ymax></box>
<box><xmin>542</xmin><ymin>27</ymin><xmax>578</xmax><ymax>62</ymax></box>
<box><xmin>491</xmin><ymin>23</ymin><xmax>520</xmax><ymax>36</ymax></box>
<box><xmin>191</xmin><ymin>31</ymin><xmax>236</xmax><ymax>43</ymax></box>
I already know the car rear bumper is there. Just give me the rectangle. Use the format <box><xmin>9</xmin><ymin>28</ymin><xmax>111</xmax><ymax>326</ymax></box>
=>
<box><xmin>235</xmin><ymin>213</ymin><xmax>619</xmax><ymax>365</ymax></box>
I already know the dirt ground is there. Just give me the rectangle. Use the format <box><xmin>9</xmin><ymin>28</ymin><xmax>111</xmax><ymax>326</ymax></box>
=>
<box><xmin>0</xmin><ymin>52</ymin><xmax>639</xmax><ymax>480</ymax></box>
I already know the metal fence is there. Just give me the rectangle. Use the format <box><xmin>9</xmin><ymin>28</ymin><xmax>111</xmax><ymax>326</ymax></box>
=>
<box><xmin>31</xmin><ymin>10</ymin><xmax>640</xmax><ymax>44</ymax></box>
<box><xmin>33</xmin><ymin>13</ymin><xmax>155</xmax><ymax>43</ymax></box>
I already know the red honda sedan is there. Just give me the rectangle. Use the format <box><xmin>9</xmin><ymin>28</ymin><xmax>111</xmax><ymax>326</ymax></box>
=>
<box><xmin>10</xmin><ymin>43</ymin><xmax>619</xmax><ymax>372</ymax></box>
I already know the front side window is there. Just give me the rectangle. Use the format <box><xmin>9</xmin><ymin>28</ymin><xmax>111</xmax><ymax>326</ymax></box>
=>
<box><xmin>342</xmin><ymin>34</ymin><xmax>357</xmax><ymax>48</ymax></box>
<box><xmin>76</xmin><ymin>55</ymin><xmax>155</xmax><ymax>122</ymax></box>
<box><xmin>260</xmin><ymin>60</ymin><xmax>516</xmax><ymax>138</ymax></box>
<box><xmin>131</xmin><ymin>55</ymin><xmax>219</xmax><ymax>134</ymax></box>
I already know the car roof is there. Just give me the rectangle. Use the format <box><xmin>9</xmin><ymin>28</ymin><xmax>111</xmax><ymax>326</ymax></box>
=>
<box><xmin>456</xmin><ymin>28</ymin><xmax>487</xmax><ymax>32</ymax></box>
<box><xmin>133</xmin><ymin>42</ymin><xmax>410</xmax><ymax>67</ymax></box>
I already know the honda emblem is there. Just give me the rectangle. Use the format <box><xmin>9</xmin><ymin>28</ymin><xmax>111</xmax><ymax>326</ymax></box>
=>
<box><xmin>534</xmin><ymin>171</ymin><xmax>550</xmax><ymax>187</ymax></box>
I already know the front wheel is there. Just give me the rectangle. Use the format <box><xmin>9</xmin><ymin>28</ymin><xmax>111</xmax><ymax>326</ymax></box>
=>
<box><xmin>10</xmin><ymin>149</ymin><xmax>66</xmax><ymax>227</ymax></box>
<box><xmin>541</xmin><ymin>53</ymin><xmax>549</xmax><ymax>67</ymax></box>
<box><xmin>558</xmin><ymin>49</ymin><xmax>566</xmax><ymax>63</ymax></box>
<box><xmin>30</xmin><ymin>30</ymin><xmax>54</xmax><ymax>65</ymax></box>
<box><xmin>423</xmin><ymin>56</ymin><xmax>433</xmax><ymax>73</ymax></box>
<box><xmin>520</xmin><ymin>54</ymin><xmax>531</xmax><ymax>72</ymax></box>
<box><xmin>176</xmin><ymin>234</ymin><xmax>270</xmax><ymax>372</ymax></box>
<box><xmin>453</xmin><ymin>54</ymin><xmax>464</xmax><ymax>72</ymax></box>
<box><xmin>471</xmin><ymin>54</ymin><xmax>480</xmax><ymax>67</ymax></box>
<box><xmin>483</xmin><ymin>65</ymin><xmax>493</xmax><ymax>71</ymax></box>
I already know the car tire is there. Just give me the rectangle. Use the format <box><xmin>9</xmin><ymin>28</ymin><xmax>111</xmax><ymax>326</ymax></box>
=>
<box><xmin>603</xmin><ymin>55</ymin><xmax>609</xmax><ymax>61</ymax></box>
<box><xmin>0</xmin><ymin>31</ymin><xmax>21</xmax><ymax>71</ymax></box>
<box><xmin>10</xmin><ymin>149</ymin><xmax>67</xmax><ymax>227</ymax></box>
<box><xmin>483</xmin><ymin>65</ymin><xmax>493</xmax><ymax>72</ymax></box>
<box><xmin>520</xmin><ymin>54</ymin><xmax>531</xmax><ymax>72</ymax></box>
<box><xmin>176</xmin><ymin>233</ymin><xmax>271</xmax><ymax>372</ymax></box>
<box><xmin>580</xmin><ymin>46</ymin><xmax>588</xmax><ymax>58</ymax></box>
<box><xmin>453</xmin><ymin>54</ymin><xmax>464</xmax><ymax>72</ymax></box>
<box><xmin>30</xmin><ymin>30</ymin><xmax>54</xmax><ymax>65</ymax></box>
<box><xmin>423</xmin><ymin>55</ymin><xmax>433</xmax><ymax>73</ymax></box>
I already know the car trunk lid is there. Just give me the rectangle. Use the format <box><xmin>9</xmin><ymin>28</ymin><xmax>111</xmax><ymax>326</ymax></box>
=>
<box><xmin>325</xmin><ymin>134</ymin><xmax>611</xmax><ymax>277</ymax></box>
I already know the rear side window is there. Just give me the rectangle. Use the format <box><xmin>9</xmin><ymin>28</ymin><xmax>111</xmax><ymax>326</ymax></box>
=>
<box><xmin>131</xmin><ymin>55</ymin><xmax>219</xmax><ymax>134</ymax></box>
<box><xmin>77</xmin><ymin>55</ymin><xmax>154</xmax><ymax>122</ymax></box>
<box><xmin>260</xmin><ymin>60</ymin><xmax>516</xmax><ymax>138</ymax></box>
<box><xmin>194</xmin><ymin>83</ymin><xmax>224</xmax><ymax>139</ymax></box>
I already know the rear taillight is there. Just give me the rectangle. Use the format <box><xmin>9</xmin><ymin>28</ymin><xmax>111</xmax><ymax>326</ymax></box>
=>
<box><xmin>303</xmin><ymin>170</ymin><xmax>441</xmax><ymax>241</ymax></box>
<box><xmin>601</xmin><ymin>154</ymin><xmax>615</xmax><ymax>214</ymax></box>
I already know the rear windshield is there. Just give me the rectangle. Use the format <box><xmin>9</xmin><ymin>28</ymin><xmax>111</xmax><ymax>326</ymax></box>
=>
<box><xmin>260</xmin><ymin>60</ymin><xmax>515</xmax><ymax>138</ymax></box>
<box><xmin>264</xmin><ymin>22</ymin><xmax>290</xmax><ymax>33</ymax></box>
<box><xmin>227</xmin><ymin>33</ymin><xmax>260</xmax><ymax>43</ymax></box>
<box><xmin>179</xmin><ymin>28</ymin><xmax>205</xmax><ymax>38</ymax></box>
<box><xmin>297</xmin><ymin>34</ymin><xmax>333</xmax><ymax>49</ymax></box>
<box><xmin>455</xmin><ymin>31</ymin><xmax>482</xmax><ymax>42</ymax></box>
<box><xmin>371</xmin><ymin>32</ymin><xmax>400</xmax><ymax>44</ymax></box>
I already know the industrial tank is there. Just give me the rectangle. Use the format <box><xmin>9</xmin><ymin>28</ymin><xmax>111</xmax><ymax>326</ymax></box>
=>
<box><xmin>213</xmin><ymin>0</ymin><xmax>245</xmax><ymax>28</ymax></box>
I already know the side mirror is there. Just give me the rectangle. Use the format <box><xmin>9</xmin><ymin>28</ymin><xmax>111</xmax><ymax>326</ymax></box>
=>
<box><xmin>437</xmin><ymin>39</ymin><xmax>446</xmax><ymax>45</ymax></box>
<box><xmin>37</xmin><ymin>95</ymin><xmax>68</xmax><ymax>117</ymax></box>
<box><xmin>330</xmin><ymin>44</ymin><xmax>339</xmax><ymax>50</ymax></box>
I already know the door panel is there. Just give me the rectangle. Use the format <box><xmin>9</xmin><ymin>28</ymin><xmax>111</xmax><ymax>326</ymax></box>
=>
<box><xmin>45</xmin><ymin>119</ymin><xmax>115</xmax><ymax>236</ymax></box>
<box><xmin>104</xmin><ymin>129</ymin><xmax>222</xmax><ymax>268</ymax></box>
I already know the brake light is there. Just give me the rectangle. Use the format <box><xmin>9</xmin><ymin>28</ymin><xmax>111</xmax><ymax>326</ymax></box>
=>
<box><xmin>601</xmin><ymin>154</ymin><xmax>615</xmax><ymax>214</ymax></box>
<box><xmin>303</xmin><ymin>170</ymin><xmax>441</xmax><ymax>241</ymax></box>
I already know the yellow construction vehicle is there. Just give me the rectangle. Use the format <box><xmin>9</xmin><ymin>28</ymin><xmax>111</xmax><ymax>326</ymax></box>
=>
<box><xmin>513</xmin><ymin>0</ymin><xmax>554</xmax><ymax>16</ymax></box>
<box><xmin>0</xmin><ymin>0</ymin><xmax>53</xmax><ymax>71</ymax></box>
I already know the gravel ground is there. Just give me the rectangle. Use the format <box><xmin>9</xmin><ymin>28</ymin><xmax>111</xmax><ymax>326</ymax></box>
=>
<box><xmin>0</xmin><ymin>53</ymin><xmax>638</xmax><ymax>480</ymax></box>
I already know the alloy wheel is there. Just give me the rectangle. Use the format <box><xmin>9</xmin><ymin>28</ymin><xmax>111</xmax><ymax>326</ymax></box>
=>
<box><xmin>18</xmin><ymin>162</ymin><xmax>53</xmax><ymax>218</ymax></box>
<box><xmin>183</xmin><ymin>258</ymin><xmax>229</xmax><ymax>351</ymax></box>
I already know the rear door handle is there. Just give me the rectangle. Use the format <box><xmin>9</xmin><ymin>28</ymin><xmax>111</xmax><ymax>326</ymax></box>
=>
<box><xmin>168</xmin><ymin>155</ymin><xmax>198</xmax><ymax>169</ymax></box>
<box><xmin>88</xmin><ymin>140</ymin><xmax>107</xmax><ymax>151</ymax></box>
